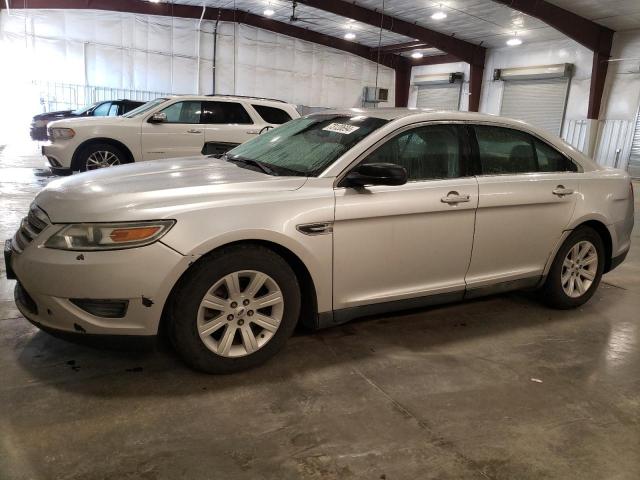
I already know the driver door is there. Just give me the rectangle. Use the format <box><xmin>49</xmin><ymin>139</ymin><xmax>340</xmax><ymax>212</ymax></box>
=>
<box><xmin>141</xmin><ymin>100</ymin><xmax>204</xmax><ymax>160</ymax></box>
<box><xmin>333</xmin><ymin>123</ymin><xmax>478</xmax><ymax>311</ymax></box>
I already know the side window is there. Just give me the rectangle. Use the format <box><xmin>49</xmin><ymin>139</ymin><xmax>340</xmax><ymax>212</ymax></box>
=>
<box><xmin>92</xmin><ymin>102</ymin><xmax>111</xmax><ymax>116</ymax></box>
<box><xmin>159</xmin><ymin>101</ymin><xmax>202</xmax><ymax>124</ymax></box>
<box><xmin>252</xmin><ymin>104</ymin><xmax>292</xmax><ymax>124</ymax></box>
<box><xmin>108</xmin><ymin>103</ymin><xmax>119</xmax><ymax>116</ymax></box>
<box><xmin>202</xmin><ymin>101</ymin><xmax>253</xmax><ymax>124</ymax></box>
<box><xmin>474</xmin><ymin>125</ymin><xmax>537</xmax><ymax>174</ymax></box>
<box><xmin>535</xmin><ymin>139</ymin><xmax>578</xmax><ymax>172</ymax></box>
<box><xmin>364</xmin><ymin>124</ymin><xmax>463</xmax><ymax>181</ymax></box>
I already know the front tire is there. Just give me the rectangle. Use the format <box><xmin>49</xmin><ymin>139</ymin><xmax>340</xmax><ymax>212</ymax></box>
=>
<box><xmin>540</xmin><ymin>226</ymin><xmax>605</xmax><ymax>309</ymax></box>
<box><xmin>168</xmin><ymin>245</ymin><xmax>301</xmax><ymax>374</ymax></box>
<box><xmin>74</xmin><ymin>142</ymin><xmax>129</xmax><ymax>172</ymax></box>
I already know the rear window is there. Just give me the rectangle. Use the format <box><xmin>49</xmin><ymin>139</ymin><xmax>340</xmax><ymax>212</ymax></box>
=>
<box><xmin>202</xmin><ymin>101</ymin><xmax>253</xmax><ymax>124</ymax></box>
<box><xmin>252</xmin><ymin>104</ymin><xmax>293</xmax><ymax>124</ymax></box>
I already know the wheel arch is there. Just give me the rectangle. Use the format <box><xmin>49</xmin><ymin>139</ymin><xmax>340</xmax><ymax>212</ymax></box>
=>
<box><xmin>159</xmin><ymin>239</ymin><xmax>320</xmax><ymax>338</ymax></box>
<box><xmin>576</xmin><ymin>219</ymin><xmax>613</xmax><ymax>273</ymax></box>
<box><xmin>71</xmin><ymin>137</ymin><xmax>135</xmax><ymax>170</ymax></box>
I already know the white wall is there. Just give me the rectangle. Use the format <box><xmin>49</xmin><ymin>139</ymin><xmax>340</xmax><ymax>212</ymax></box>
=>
<box><xmin>0</xmin><ymin>8</ymin><xmax>395</xmax><ymax>107</ymax></box>
<box><xmin>596</xmin><ymin>30</ymin><xmax>640</xmax><ymax>168</ymax></box>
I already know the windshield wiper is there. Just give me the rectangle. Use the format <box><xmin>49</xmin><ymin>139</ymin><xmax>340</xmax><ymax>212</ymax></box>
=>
<box><xmin>226</xmin><ymin>155</ymin><xmax>277</xmax><ymax>176</ymax></box>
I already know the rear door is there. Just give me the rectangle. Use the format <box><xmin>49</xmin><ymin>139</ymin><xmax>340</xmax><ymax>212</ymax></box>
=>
<box><xmin>201</xmin><ymin>101</ymin><xmax>256</xmax><ymax>155</ymax></box>
<box><xmin>141</xmin><ymin>100</ymin><xmax>204</xmax><ymax>160</ymax></box>
<box><xmin>465</xmin><ymin>124</ymin><xmax>580</xmax><ymax>289</ymax></box>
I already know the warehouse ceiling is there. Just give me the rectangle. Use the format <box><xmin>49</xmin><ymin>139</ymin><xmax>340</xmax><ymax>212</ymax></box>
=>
<box><xmin>173</xmin><ymin>0</ymin><xmax>640</xmax><ymax>52</ymax></box>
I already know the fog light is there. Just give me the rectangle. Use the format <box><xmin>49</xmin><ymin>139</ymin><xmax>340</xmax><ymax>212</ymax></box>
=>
<box><xmin>70</xmin><ymin>299</ymin><xmax>129</xmax><ymax>318</ymax></box>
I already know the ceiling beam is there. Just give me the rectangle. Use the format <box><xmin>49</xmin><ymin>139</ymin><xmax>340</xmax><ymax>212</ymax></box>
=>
<box><xmin>378</xmin><ymin>41</ymin><xmax>430</xmax><ymax>54</ymax></box>
<box><xmin>409</xmin><ymin>53</ymin><xmax>461</xmax><ymax>67</ymax></box>
<box><xmin>297</xmin><ymin>0</ymin><xmax>485</xmax><ymax>66</ymax></box>
<box><xmin>492</xmin><ymin>0</ymin><xmax>613</xmax><ymax>53</ymax></box>
<box><xmin>492</xmin><ymin>0</ymin><xmax>614</xmax><ymax>119</ymax></box>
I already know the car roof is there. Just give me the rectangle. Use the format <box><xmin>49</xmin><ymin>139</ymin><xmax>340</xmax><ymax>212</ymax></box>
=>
<box><xmin>309</xmin><ymin>107</ymin><xmax>531</xmax><ymax>126</ymax></box>
<box><xmin>162</xmin><ymin>94</ymin><xmax>292</xmax><ymax>105</ymax></box>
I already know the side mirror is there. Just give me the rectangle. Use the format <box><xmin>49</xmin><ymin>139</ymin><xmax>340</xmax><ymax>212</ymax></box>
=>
<box><xmin>343</xmin><ymin>162</ymin><xmax>408</xmax><ymax>188</ymax></box>
<box><xmin>148</xmin><ymin>112</ymin><xmax>167</xmax><ymax>124</ymax></box>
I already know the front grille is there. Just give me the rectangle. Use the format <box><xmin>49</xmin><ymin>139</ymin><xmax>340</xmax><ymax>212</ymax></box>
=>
<box><xmin>11</xmin><ymin>204</ymin><xmax>50</xmax><ymax>254</ymax></box>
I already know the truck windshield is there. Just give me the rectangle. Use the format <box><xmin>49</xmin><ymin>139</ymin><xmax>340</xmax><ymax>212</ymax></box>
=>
<box><xmin>123</xmin><ymin>98</ymin><xmax>169</xmax><ymax>118</ymax></box>
<box><xmin>226</xmin><ymin>114</ymin><xmax>389</xmax><ymax>176</ymax></box>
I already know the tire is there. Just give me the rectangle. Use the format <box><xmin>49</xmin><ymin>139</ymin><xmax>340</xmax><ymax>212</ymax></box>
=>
<box><xmin>168</xmin><ymin>245</ymin><xmax>301</xmax><ymax>374</ymax></box>
<box><xmin>539</xmin><ymin>226</ymin><xmax>605</xmax><ymax>309</ymax></box>
<box><xmin>74</xmin><ymin>142</ymin><xmax>129</xmax><ymax>172</ymax></box>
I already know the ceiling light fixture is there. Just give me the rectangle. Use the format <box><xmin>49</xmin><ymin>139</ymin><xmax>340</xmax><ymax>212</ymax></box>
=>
<box><xmin>263</xmin><ymin>8</ymin><xmax>275</xmax><ymax>16</ymax></box>
<box><xmin>344</xmin><ymin>32</ymin><xmax>356</xmax><ymax>40</ymax></box>
<box><xmin>431</xmin><ymin>4</ymin><xmax>447</xmax><ymax>20</ymax></box>
<box><xmin>411</xmin><ymin>52</ymin><xmax>424</xmax><ymax>59</ymax></box>
<box><xmin>506</xmin><ymin>32</ymin><xmax>522</xmax><ymax>46</ymax></box>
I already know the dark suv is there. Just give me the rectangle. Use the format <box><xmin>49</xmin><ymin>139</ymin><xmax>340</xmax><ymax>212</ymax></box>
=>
<box><xmin>30</xmin><ymin>99</ymin><xmax>144</xmax><ymax>141</ymax></box>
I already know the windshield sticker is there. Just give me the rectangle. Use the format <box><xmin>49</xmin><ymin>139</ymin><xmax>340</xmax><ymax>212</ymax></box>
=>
<box><xmin>322</xmin><ymin>123</ymin><xmax>361</xmax><ymax>135</ymax></box>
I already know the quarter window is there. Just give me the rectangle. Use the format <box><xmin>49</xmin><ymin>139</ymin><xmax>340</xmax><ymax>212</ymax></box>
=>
<box><xmin>202</xmin><ymin>101</ymin><xmax>253</xmax><ymax>124</ymax></box>
<box><xmin>535</xmin><ymin>138</ymin><xmax>577</xmax><ymax>172</ymax></box>
<box><xmin>160</xmin><ymin>101</ymin><xmax>202</xmax><ymax>124</ymax></box>
<box><xmin>252</xmin><ymin>104</ymin><xmax>292</xmax><ymax>124</ymax></box>
<box><xmin>363</xmin><ymin>124</ymin><xmax>463</xmax><ymax>181</ymax></box>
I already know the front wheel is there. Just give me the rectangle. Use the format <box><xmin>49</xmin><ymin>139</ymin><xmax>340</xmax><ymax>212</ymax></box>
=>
<box><xmin>168</xmin><ymin>245</ymin><xmax>301</xmax><ymax>374</ymax></box>
<box><xmin>540</xmin><ymin>226</ymin><xmax>605</xmax><ymax>309</ymax></box>
<box><xmin>74</xmin><ymin>142</ymin><xmax>129</xmax><ymax>172</ymax></box>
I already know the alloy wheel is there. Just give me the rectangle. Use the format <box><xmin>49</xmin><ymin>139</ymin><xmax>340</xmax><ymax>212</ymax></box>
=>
<box><xmin>561</xmin><ymin>240</ymin><xmax>598</xmax><ymax>298</ymax></box>
<box><xmin>197</xmin><ymin>270</ymin><xmax>284</xmax><ymax>357</ymax></box>
<box><xmin>86</xmin><ymin>150</ymin><xmax>121</xmax><ymax>170</ymax></box>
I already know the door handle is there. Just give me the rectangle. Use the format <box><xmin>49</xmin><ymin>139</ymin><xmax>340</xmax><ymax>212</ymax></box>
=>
<box><xmin>187</xmin><ymin>129</ymin><xmax>202</xmax><ymax>134</ymax></box>
<box><xmin>441</xmin><ymin>191</ymin><xmax>471</xmax><ymax>204</ymax></box>
<box><xmin>552</xmin><ymin>185</ymin><xmax>574</xmax><ymax>196</ymax></box>
<box><xmin>246</xmin><ymin>129</ymin><xmax>260</xmax><ymax>135</ymax></box>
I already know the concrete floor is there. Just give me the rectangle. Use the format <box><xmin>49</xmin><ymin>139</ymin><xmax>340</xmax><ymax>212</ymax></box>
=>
<box><xmin>1</xmin><ymin>142</ymin><xmax>639</xmax><ymax>480</ymax></box>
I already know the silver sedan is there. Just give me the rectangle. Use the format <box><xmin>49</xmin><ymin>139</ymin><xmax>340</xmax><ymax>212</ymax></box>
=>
<box><xmin>7</xmin><ymin>109</ymin><xmax>634</xmax><ymax>373</ymax></box>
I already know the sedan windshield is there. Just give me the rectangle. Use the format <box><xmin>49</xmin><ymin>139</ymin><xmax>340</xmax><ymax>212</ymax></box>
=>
<box><xmin>226</xmin><ymin>114</ymin><xmax>389</xmax><ymax>176</ymax></box>
<box><xmin>123</xmin><ymin>98</ymin><xmax>169</xmax><ymax>118</ymax></box>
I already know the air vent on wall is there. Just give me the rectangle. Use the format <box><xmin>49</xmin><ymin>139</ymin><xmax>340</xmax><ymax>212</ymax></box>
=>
<box><xmin>363</xmin><ymin>87</ymin><xmax>389</xmax><ymax>103</ymax></box>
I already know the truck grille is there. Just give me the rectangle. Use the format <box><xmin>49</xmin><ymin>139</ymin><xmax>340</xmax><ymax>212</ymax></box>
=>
<box><xmin>11</xmin><ymin>204</ymin><xmax>50</xmax><ymax>254</ymax></box>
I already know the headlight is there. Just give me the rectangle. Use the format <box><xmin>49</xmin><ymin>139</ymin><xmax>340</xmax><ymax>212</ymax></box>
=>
<box><xmin>48</xmin><ymin>127</ymin><xmax>75</xmax><ymax>140</ymax></box>
<box><xmin>44</xmin><ymin>220</ymin><xmax>175</xmax><ymax>251</ymax></box>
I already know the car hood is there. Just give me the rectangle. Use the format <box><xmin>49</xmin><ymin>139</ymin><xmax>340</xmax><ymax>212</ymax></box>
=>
<box><xmin>47</xmin><ymin>116</ymin><xmax>134</xmax><ymax>129</ymax></box>
<box><xmin>36</xmin><ymin>157</ymin><xmax>308</xmax><ymax>223</ymax></box>
<box><xmin>32</xmin><ymin>110</ymin><xmax>76</xmax><ymax>121</ymax></box>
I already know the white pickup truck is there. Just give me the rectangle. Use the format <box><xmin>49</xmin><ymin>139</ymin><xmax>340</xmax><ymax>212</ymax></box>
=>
<box><xmin>42</xmin><ymin>95</ymin><xmax>300</xmax><ymax>174</ymax></box>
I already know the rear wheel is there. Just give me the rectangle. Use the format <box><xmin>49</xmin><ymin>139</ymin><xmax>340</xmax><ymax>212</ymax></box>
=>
<box><xmin>74</xmin><ymin>142</ymin><xmax>129</xmax><ymax>172</ymax></box>
<box><xmin>540</xmin><ymin>227</ymin><xmax>604</xmax><ymax>309</ymax></box>
<box><xmin>168</xmin><ymin>245</ymin><xmax>301</xmax><ymax>373</ymax></box>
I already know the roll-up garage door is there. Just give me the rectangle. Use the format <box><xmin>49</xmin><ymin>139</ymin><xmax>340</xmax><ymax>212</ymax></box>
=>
<box><xmin>416</xmin><ymin>83</ymin><xmax>461</xmax><ymax>111</ymax></box>
<box><xmin>500</xmin><ymin>78</ymin><xmax>569</xmax><ymax>135</ymax></box>
<box><xmin>628</xmin><ymin>111</ymin><xmax>640</xmax><ymax>178</ymax></box>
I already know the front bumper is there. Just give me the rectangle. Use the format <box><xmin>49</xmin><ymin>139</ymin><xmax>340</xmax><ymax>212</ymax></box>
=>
<box><xmin>42</xmin><ymin>142</ymin><xmax>74</xmax><ymax>170</ymax></box>
<box><xmin>8</xmin><ymin>236</ymin><xmax>193</xmax><ymax>336</ymax></box>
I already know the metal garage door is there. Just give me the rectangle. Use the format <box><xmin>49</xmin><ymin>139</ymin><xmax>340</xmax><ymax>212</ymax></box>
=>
<box><xmin>500</xmin><ymin>78</ymin><xmax>569</xmax><ymax>135</ymax></box>
<box><xmin>628</xmin><ymin>111</ymin><xmax>640</xmax><ymax>178</ymax></box>
<box><xmin>416</xmin><ymin>83</ymin><xmax>461</xmax><ymax>111</ymax></box>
